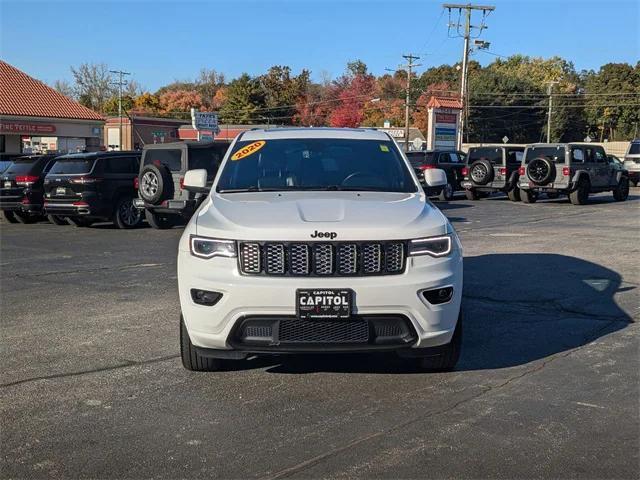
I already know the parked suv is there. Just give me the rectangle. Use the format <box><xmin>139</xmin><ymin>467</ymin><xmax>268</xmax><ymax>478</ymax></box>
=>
<box><xmin>518</xmin><ymin>143</ymin><xmax>629</xmax><ymax>205</ymax></box>
<box><xmin>623</xmin><ymin>139</ymin><xmax>640</xmax><ymax>186</ymax></box>
<box><xmin>134</xmin><ymin>141</ymin><xmax>231</xmax><ymax>229</ymax></box>
<box><xmin>0</xmin><ymin>154</ymin><xmax>59</xmax><ymax>223</ymax></box>
<box><xmin>43</xmin><ymin>151</ymin><xmax>142</xmax><ymax>228</ymax></box>
<box><xmin>461</xmin><ymin>145</ymin><xmax>525</xmax><ymax>201</ymax></box>
<box><xmin>406</xmin><ymin>149</ymin><xmax>466</xmax><ymax>200</ymax></box>
<box><xmin>177</xmin><ymin>128</ymin><xmax>462</xmax><ymax>372</ymax></box>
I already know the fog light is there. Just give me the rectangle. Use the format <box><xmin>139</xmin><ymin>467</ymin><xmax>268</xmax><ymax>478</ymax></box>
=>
<box><xmin>190</xmin><ymin>289</ymin><xmax>222</xmax><ymax>306</ymax></box>
<box><xmin>422</xmin><ymin>287</ymin><xmax>453</xmax><ymax>305</ymax></box>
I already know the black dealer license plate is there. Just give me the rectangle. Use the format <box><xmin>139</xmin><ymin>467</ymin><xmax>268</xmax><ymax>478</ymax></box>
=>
<box><xmin>296</xmin><ymin>289</ymin><xmax>352</xmax><ymax>320</ymax></box>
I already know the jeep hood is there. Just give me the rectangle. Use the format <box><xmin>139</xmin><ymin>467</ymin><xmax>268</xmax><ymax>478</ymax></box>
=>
<box><xmin>194</xmin><ymin>192</ymin><xmax>448</xmax><ymax>241</ymax></box>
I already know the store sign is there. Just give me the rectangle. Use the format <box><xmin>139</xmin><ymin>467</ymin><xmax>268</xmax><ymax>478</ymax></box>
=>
<box><xmin>431</xmin><ymin>108</ymin><xmax>460</xmax><ymax>149</ymax></box>
<box><xmin>0</xmin><ymin>122</ymin><xmax>56</xmax><ymax>134</ymax></box>
<box><xmin>386</xmin><ymin>129</ymin><xmax>405</xmax><ymax>138</ymax></box>
<box><xmin>191</xmin><ymin>111</ymin><xmax>219</xmax><ymax>133</ymax></box>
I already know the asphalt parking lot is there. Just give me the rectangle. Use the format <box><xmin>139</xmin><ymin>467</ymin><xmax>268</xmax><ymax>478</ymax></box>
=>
<box><xmin>1</xmin><ymin>190</ymin><xmax>639</xmax><ymax>479</ymax></box>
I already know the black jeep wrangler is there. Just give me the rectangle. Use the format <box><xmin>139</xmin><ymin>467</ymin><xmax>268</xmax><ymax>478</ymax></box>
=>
<box><xmin>461</xmin><ymin>145</ymin><xmax>525</xmax><ymax>201</ymax></box>
<box><xmin>518</xmin><ymin>143</ymin><xmax>629</xmax><ymax>205</ymax></box>
<box><xmin>134</xmin><ymin>141</ymin><xmax>230</xmax><ymax>229</ymax></box>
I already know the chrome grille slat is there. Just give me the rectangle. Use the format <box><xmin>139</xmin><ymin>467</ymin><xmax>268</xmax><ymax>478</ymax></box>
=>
<box><xmin>238</xmin><ymin>241</ymin><xmax>405</xmax><ymax>276</ymax></box>
<box><xmin>385</xmin><ymin>243</ymin><xmax>405</xmax><ymax>273</ymax></box>
<box><xmin>337</xmin><ymin>244</ymin><xmax>358</xmax><ymax>274</ymax></box>
<box><xmin>265</xmin><ymin>244</ymin><xmax>285</xmax><ymax>274</ymax></box>
<box><xmin>313</xmin><ymin>244</ymin><xmax>334</xmax><ymax>275</ymax></box>
<box><xmin>362</xmin><ymin>243</ymin><xmax>382</xmax><ymax>273</ymax></box>
<box><xmin>240</xmin><ymin>243</ymin><xmax>261</xmax><ymax>273</ymax></box>
<box><xmin>290</xmin><ymin>244</ymin><xmax>310</xmax><ymax>275</ymax></box>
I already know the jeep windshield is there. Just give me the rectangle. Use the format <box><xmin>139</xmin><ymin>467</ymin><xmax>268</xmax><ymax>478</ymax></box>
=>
<box><xmin>216</xmin><ymin>138</ymin><xmax>418</xmax><ymax>193</ymax></box>
<box><xmin>48</xmin><ymin>157</ymin><xmax>96</xmax><ymax>175</ymax></box>
<box><xmin>525</xmin><ymin>146</ymin><xmax>566</xmax><ymax>163</ymax></box>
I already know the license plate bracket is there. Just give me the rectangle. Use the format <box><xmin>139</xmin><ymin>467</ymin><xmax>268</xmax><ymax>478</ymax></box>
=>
<box><xmin>296</xmin><ymin>289</ymin><xmax>352</xmax><ymax>320</ymax></box>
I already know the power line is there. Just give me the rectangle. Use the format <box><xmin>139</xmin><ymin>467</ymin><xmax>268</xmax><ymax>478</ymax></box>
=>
<box><xmin>469</xmin><ymin>103</ymin><xmax>640</xmax><ymax>108</ymax></box>
<box><xmin>444</xmin><ymin>3</ymin><xmax>495</xmax><ymax>147</ymax></box>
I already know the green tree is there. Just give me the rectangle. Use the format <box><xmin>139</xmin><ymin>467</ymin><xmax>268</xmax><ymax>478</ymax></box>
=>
<box><xmin>582</xmin><ymin>63</ymin><xmax>640</xmax><ymax>141</ymax></box>
<box><xmin>219</xmin><ymin>74</ymin><xmax>265</xmax><ymax>124</ymax></box>
<box><xmin>103</xmin><ymin>95</ymin><xmax>134</xmax><ymax>116</ymax></box>
<box><xmin>259</xmin><ymin>66</ymin><xmax>310</xmax><ymax>123</ymax></box>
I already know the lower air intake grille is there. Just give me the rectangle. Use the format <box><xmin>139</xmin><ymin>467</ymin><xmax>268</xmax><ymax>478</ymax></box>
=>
<box><xmin>278</xmin><ymin>319</ymin><xmax>369</xmax><ymax>343</ymax></box>
<box><xmin>238</xmin><ymin>241</ymin><xmax>406</xmax><ymax>276</ymax></box>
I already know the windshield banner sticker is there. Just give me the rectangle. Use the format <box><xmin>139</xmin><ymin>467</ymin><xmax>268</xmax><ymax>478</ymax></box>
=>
<box><xmin>231</xmin><ymin>141</ymin><xmax>266</xmax><ymax>161</ymax></box>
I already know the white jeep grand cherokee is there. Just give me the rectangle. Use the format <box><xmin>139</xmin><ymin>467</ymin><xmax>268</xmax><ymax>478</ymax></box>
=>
<box><xmin>178</xmin><ymin>128</ymin><xmax>463</xmax><ymax>371</ymax></box>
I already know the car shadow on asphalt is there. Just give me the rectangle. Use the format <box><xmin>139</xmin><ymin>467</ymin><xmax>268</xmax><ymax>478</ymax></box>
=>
<box><xmin>536</xmin><ymin>194</ymin><xmax>640</xmax><ymax>205</ymax></box>
<box><xmin>246</xmin><ymin>253</ymin><xmax>633</xmax><ymax>375</ymax></box>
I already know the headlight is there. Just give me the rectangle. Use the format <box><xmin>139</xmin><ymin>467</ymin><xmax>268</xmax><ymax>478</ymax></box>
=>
<box><xmin>190</xmin><ymin>235</ymin><xmax>236</xmax><ymax>259</ymax></box>
<box><xmin>408</xmin><ymin>235</ymin><xmax>452</xmax><ymax>257</ymax></box>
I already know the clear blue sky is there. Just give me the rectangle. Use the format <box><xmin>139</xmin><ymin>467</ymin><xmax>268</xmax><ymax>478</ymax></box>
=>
<box><xmin>1</xmin><ymin>0</ymin><xmax>638</xmax><ymax>92</ymax></box>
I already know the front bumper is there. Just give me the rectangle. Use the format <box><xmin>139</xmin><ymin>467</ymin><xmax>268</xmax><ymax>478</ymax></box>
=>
<box><xmin>0</xmin><ymin>198</ymin><xmax>43</xmax><ymax>214</ymax></box>
<box><xmin>44</xmin><ymin>201</ymin><xmax>93</xmax><ymax>216</ymax></box>
<box><xmin>133</xmin><ymin>198</ymin><xmax>196</xmax><ymax>215</ymax></box>
<box><xmin>178</xmin><ymin>246</ymin><xmax>463</xmax><ymax>352</ymax></box>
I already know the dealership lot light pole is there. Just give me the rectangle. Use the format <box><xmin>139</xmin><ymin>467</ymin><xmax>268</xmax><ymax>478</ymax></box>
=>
<box><xmin>110</xmin><ymin>69</ymin><xmax>130</xmax><ymax>150</ymax></box>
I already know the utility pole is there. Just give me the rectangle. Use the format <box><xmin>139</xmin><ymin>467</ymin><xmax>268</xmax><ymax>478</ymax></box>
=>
<box><xmin>110</xmin><ymin>69</ymin><xmax>131</xmax><ymax>150</ymax></box>
<box><xmin>545</xmin><ymin>80</ymin><xmax>559</xmax><ymax>142</ymax></box>
<box><xmin>443</xmin><ymin>4</ymin><xmax>494</xmax><ymax>149</ymax></box>
<box><xmin>399</xmin><ymin>54</ymin><xmax>421</xmax><ymax>152</ymax></box>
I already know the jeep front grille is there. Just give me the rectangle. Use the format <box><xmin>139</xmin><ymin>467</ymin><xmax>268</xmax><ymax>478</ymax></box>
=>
<box><xmin>238</xmin><ymin>241</ymin><xmax>406</xmax><ymax>276</ymax></box>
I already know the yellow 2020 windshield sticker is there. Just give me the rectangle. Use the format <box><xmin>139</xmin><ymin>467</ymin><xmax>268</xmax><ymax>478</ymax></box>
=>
<box><xmin>231</xmin><ymin>141</ymin><xmax>266</xmax><ymax>161</ymax></box>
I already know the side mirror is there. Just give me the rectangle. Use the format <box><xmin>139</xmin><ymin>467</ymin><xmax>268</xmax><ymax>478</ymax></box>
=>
<box><xmin>423</xmin><ymin>168</ymin><xmax>447</xmax><ymax>187</ymax></box>
<box><xmin>183</xmin><ymin>169</ymin><xmax>209</xmax><ymax>193</ymax></box>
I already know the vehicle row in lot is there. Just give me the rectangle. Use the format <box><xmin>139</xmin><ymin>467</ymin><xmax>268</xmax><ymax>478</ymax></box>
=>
<box><xmin>0</xmin><ymin>141</ymin><xmax>232</xmax><ymax>229</ymax></box>
<box><xmin>461</xmin><ymin>142</ymin><xmax>630</xmax><ymax>205</ymax></box>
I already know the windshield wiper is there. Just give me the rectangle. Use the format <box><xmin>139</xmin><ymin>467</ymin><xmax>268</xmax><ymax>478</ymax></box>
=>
<box><xmin>217</xmin><ymin>186</ymin><xmax>289</xmax><ymax>193</ymax></box>
<box><xmin>318</xmin><ymin>185</ymin><xmax>396</xmax><ymax>192</ymax></box>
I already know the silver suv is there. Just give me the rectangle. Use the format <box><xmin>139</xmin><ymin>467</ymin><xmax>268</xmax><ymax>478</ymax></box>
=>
<box><xmin>134</xmin><ymin>141</ymin><xmax>230</xmax><ymax>228</ymax></box>
<box><xmin>461</xmin><ymin>146</ymin><xmax>525</xmax><ymax>201</ymax></box>
<box><xmin>518</xmin><ymin>143</ymin><xmax>630</xmax><ymax>205</ymax></box>
<box><xmin>623</xmin><ymin>139</ymin><xmax>640</xmax><ymax>187</ymax></box>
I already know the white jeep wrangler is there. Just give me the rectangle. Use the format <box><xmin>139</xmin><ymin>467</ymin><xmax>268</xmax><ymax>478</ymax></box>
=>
<box><xmin>178</xmin><ymin>128</ymin><xmax>463</xmax><ymax>371</ymax></box>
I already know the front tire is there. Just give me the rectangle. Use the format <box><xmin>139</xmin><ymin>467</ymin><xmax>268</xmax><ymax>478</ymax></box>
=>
<box><xmin>415</xmin><ymin>313</ymin><xmax>462</xmax><ymax>372</ymax></box>
<box><xmin>520</xmin><ymin>189</ymin><xmax>537</xmax><ymax>203</ymax></box>
<box><xmin>507</xmin><ymin>187</ymin><xmax>521</xmax><ymax>202</ymax></box>
<box><xmin>145</xmin><ymin>209</ymin><xmax>175</xmax><ymax>229</ymax></box>
<box><xmin>438</xmin><ymin>182</ymin><xmax>455</xmax><ymax>201</ymax></box>
<box><xmin>180</xmin><ymin>315</ymin><xmax>223</xmax><ymax>371</ymax></box>
<box><xmin>114</xmin><ymin>197</ymin><xmax>143</xmax><ymax>229</ymax></box>
<box><xmin>569</xmin><ymin>178</ymin><xmax>590</xmax><ymax>205</ymax></box>
<box><xmin>613</xmin><ymin>176</ymin><xmax>629</xmax><ymax>202</ymax></box>
<box><xmin>465</xmin><ymin>189</ymin><xmax>479</xmax><ymax>201</ymax></box>
<box><xmin>14</xmin><ymin>212</ymin><xmax>38</xmax><ymax>224</ymax></box>
<box><xmin>3</xmin><ymin>211</ymin><xmax>19</xmax><ymax>223</ymax></box>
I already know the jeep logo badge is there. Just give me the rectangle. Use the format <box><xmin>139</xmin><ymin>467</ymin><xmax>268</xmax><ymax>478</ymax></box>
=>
<box><xmin>310</xmin><ymin>230</ymin><xmax>337</xmax><ymax>239</ymax></box>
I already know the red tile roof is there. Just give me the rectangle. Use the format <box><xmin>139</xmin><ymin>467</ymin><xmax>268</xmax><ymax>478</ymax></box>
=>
<box><xmin>426</xmin><ymin>96</ymin><xmax>463</xmax><ymax>109</ymax></box>
<box><xmin>0</xmin><ymin>61</ymin><xmax>103</xmax><ymax>121</ymax></box>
